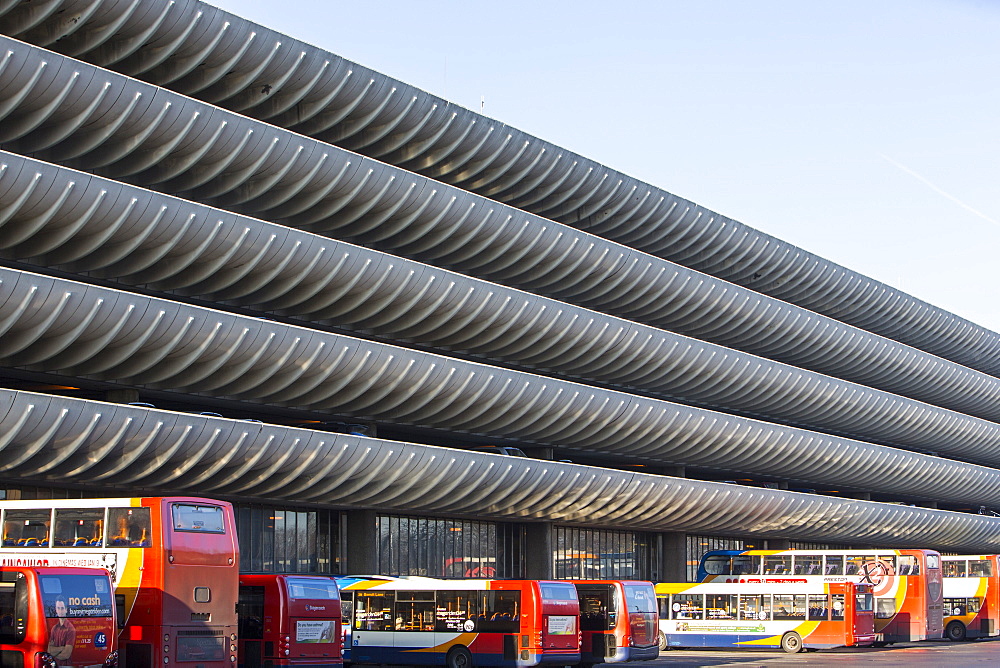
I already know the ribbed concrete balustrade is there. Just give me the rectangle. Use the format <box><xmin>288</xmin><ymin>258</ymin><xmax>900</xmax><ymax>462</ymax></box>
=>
<box><xmin>0</xmin><ymin>36</ymin><xmax>996</xmax><ymax>433</ymax></box>
<box><xmin>5</xmin><ymin>266</ymin><xmax>1000</xmax><ymax>504</ymax></box>
<box><xmin>1</xmin><ymin>0</ymin><xmax>996</xmax><ymax>378</ymax></box>
<box><xmin>4</xmin><ymin>152</ymin><xmax>1000</xmax><ymax>464</ymax></box>
<box><xmin>1</xmin><ymin>389</ymin><xmax>999</xmax><ymax>551</ymax></box>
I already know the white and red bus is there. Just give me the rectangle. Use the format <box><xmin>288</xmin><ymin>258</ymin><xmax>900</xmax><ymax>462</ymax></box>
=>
<box><xmin>238</xmin><ymin>573</ymin><xmax>343</xmax><ymax>667</ymax></box>
<box><xmin>336</xmin><ymin>576</ymin><xmax>580</xmax><ymax>667</ymax></box>
<box><xmin>942</xmin><ymin>554</ymin><xmax>1000</xmax><ymax>641</ymax></box>
<box><xmin>655</xmin><ymin>581</ymin><xmax>875</xmax><ymax>653</ymax></box>
<box><xmin>572</xmin><ymin>580</ymin><xmax>659</xmax><ymax>665</ymax></box>
<box><xmin>0</xmin><ymin>497</ymin><xmax>239</xmax><ymax>667</ymax></box>
<box><xmin>697</xmin><ymin>549</ymin><xmax>943</xmax><ymax>643</ymax></box>
<box><xmin>1</xmin><ymin>566</ymin><xmax>118</xmax><ymax>668</ymax></box>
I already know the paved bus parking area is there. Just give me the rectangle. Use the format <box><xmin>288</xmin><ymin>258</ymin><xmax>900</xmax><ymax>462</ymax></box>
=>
<box><xmin>643</xmin><ymin>637</ymin><xmax>999</xmax><ymax>666</ymax></box>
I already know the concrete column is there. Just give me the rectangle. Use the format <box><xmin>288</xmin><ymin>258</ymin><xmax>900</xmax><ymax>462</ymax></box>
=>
<box><xmin>346</xmin><ymin>509</ymin><xmax>379</xmax><ymax>574</ymax></box>
<box><xmin>522</xmin><ymin>446</ymin><xmax>554</xmax><ymax>460</ymax></box>
<box><xmin>106</xmin><ymin>388</ymin><xmax>140</xmax><ymax>403</ymax></box>
<box><xmin>659</xmin><ymin>531</ymin><xmax>688</xmax><ymax>582</ymax></box>
<box><xmin>767</xmin><ymin>538</ymin><xmax>792</xmax><ymax>550</ymax></box>
<box><xmin>523</xmin><ymin>522</ymin><xmax>553</xmax><ymax>580</ymax></box>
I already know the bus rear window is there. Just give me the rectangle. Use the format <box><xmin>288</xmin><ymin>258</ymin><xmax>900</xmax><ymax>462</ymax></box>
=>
<box><xmin>171</xmin><ymin>505</ymin><xmax>225</xmax><ymax>533</ymax></box>
<box><xmin>540</xmin><ymin>583</ymin><xmax>578</xmax><ymax>602</ymax></box>
<box><xmin>40</xmin><ymin>575</ymin><xmax>113</xmax><ymax>618</ymax></box>
<box><xmin>287</xmin><ymin>578</ymin><xmax>340</xmax><ymax>600</ymax></box>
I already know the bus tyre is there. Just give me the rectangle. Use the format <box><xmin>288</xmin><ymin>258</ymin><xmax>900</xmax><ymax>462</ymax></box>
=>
<box><xmin>446</xmin><ymin>646</ymin><xmax>474</xmax><ymax>668</ymax></box>
<box><xmin>946</xmin><ymin>621</ymin><xmax>967</xmax><ymax>642</ymax></box>
<box><xmin>658</xmin><ymin>630</ymin><xmax>668</xmax><ymax>651</ymax></box>
<box><xmin>780</xmin><ymin>631</ymin><xmax>803</xmax><ymax>654</ymax></box>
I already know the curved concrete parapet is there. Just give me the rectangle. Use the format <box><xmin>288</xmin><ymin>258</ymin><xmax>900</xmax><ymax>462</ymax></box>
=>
<box><xmin>1</xmin><ymin>0</ymin><xmax>996</xmax><ymax>377</ymax></box>
<box><xmin>2</xmin><ymin>389</ymin><xmax>999</xmax><ymax>552</ymax></box>
<box><xmin>0</xmin><ymin>37</ymin><xmax>997</xmax><ymax>429</ymax></box>
<box><xmin>3</xmin><ymin>265</ymin><xmax>1000</xmax><ymax>503</ymax></box>
<box><xmin>4</xmin><ymin>151</ymin><xmax>1000</xmax><ymax>463</ymax></box>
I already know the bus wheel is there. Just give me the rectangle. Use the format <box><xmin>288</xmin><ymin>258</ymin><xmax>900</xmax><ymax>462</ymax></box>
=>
<box><xmin>946</xmin><ymin>621</ymin><xmax>967</xmax><ymax>642</ymax></box>
<box><xmin>780</xmin><ymin>631</ymin><xmax>803</xmax><ymax>653</ymax></box>
<box><xmin>658</xmin><ymin>630</ymin><xmax>668</xmax><ymax>651</ymax></box>
<box><xmin>446</xmin><ymin>645</ymin><xmax>474</xmax><ymax>668</ymax></box>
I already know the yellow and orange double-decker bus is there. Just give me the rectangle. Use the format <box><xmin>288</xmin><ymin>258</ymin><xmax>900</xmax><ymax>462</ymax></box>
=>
<box><xmin>697</xmin><ymin>549</ymin><xmax>943</xmax><ymax>644</ymax></box>
<box><xmin>1</xmin><ymin>497</ymin><xmax>239</xmax><ymax>667</ymax></box>
<box><xmin>941</xmin><ymin>554</ymin><xmax>1000</xmax><ymax>641</ymax></box>
<box><xmin>655</xmin><ymin>580</ymin><xmax>875</xmax><ymax>653</ymax></box>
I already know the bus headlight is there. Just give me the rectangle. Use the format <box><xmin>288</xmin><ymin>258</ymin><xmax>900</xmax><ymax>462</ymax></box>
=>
<box><xmin>103</xmin><ymin>650</ymin><xmax>119</xmax><ymax>668</ymax></box>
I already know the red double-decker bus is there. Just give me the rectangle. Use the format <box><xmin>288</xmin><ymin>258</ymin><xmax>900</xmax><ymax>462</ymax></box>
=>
<box><xmin>1</xmin><ymin>566</ymin><xmax>118</xmax><ymax>668</ymax></box>
<box><xmin>238</xmin><ymin>574</ymin><xmax>343</xmax><ymax>667</ymax></box>
<box><xmin>0</xmin><ymin>497</ymin><xmax>239</xmax><ymax>667</ymax></box>
<box><xmin>572</xmin><ymin>580</ymin><xmax>659</xmax><ymax>665</ymax></box>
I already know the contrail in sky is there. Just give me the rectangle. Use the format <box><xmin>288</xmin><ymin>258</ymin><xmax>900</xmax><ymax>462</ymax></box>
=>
<box><xmin>879</xmin><ymin>153</ymin><xmax>1000</xmax><ymax>228</ymax></box>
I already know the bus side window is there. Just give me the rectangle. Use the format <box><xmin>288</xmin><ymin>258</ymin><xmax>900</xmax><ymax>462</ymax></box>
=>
<box><xmin>773</xmin><ymin>595</ymin><xmax>806</xmax><ymax>620</ymax></box>
<box><xmin>943</xmin><ymin>561</ymin><xmax>965</xmax><ymax>578</ymax></box>
<box><xmin>54</xmin><ymin>509</ymin><xmax>105</xmax><ymax>548</ymax></box>
<box><xmin>875</xmin><ymin>597</ymin><xmax>896</xmax><ymax>619</ymax></box>
<box><xmin>669</xmin><ymin>594</ymin><xmax>704</xmax><ymax>620</ymax></box>
<box><xmin>824</xmin><ymin>555</ymin><xmax>844</xmax><ymax>575</ymax></box>
<box><xmin>354</xmin><ymin>593</ymin><xmax>393</xmax><ymax>631</ymax></box>
<box><xmin>731</xmin><ymin>555</ymin><xmax>760</xmax><ymax>576</ymax></box>
<box><xmin>436</xmin><ymin>591</ymin><xmax>480</xmax><ymax>632</ymax></box>
<box><xmin>738</xmin><ymin>594</ymin><xmax>768</xmax><ymax>621</ymax></box>
<box><xmin>896</xmin><ymin>555</ymin><xmax>918</xmax><ymax>575</ymax></box>
<box><xmin>832</xmin><ymin>594</ymin><xmax>846</xmax><ymax>619</ymax></box>
<box><xmin>764</xmin><ymin>555</ymin><xmax>791</xmax><ymax>575</ymax></box>
<box><xmin>107</xmin><ymin>508</ymin><xmax>152</xmax><ymax>547</ymax></box>
<box><xmin>794</xmin><ymin>554</ymin><xmax>822</xmax><ymax>575</ymax></box>
<box><xmin>808</xmin><ymin>594</ymin><xmax>828</xmax><ymax>620</ymax></box>
<box><xmin>2</xmin><ymin>511</ymin><xmax>50</xmax><ymax>547</ymax></box>
<box><xmin>970</xmin><ymin>560</ymin><xmax>992</xmax><ymax>577</ymax></box>
<box><xmin>845</xmin><ymin>555</ymin><xmax>866</xmax><ymax>575</ymax></box>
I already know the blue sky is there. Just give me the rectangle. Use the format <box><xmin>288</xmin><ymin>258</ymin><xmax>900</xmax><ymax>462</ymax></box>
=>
<box><xmin>210</xmin><ymin>0</ymin><xmax>1000</xmax><ymax>332</ymax></box>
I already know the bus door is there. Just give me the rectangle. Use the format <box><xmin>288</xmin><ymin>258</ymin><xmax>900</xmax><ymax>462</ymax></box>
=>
<box><xmin>0</xmin><ymin>570</ymin><xmax>28</xmax><ymax>667</ymax></box>
<box><xmin>349</xmin><ymin>591</ymin><xmax>393</xmax><ymax>663</ymax></box>
<box><xmin>237</xmin><ymin>585</ymin><xmax>265</xmax><ymax>668</ymax></box>
<box><xmin>835</xmin><ymin>582</ymin><xmax>875</xmax><ymax>646</ymax></box>
<box><xmin>575</xmin><ymin>583</ymin><xmax>615</xmax><ymax>662</ymax></box>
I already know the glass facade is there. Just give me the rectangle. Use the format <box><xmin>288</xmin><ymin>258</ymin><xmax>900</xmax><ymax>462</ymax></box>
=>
<box><xmin>377</xmin><ymin>515</ymin><xmax>522</xmax><ymax>578</ymax></box>
<box><xmin>235</xmin><ymin>504</ymin><xmax>342</xmax><ymax>573</ymax></box>
<box><xmin>553</xmin><ymin>526</ymin><xmax>655</xmax><ymax>580</ymax></box>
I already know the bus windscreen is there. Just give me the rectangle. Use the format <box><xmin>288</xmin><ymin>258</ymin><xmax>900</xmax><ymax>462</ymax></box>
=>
<box><xmin>40</xmin><ymin>575</ymin><xmax>114</xmax><ymax>618</ymax></box>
